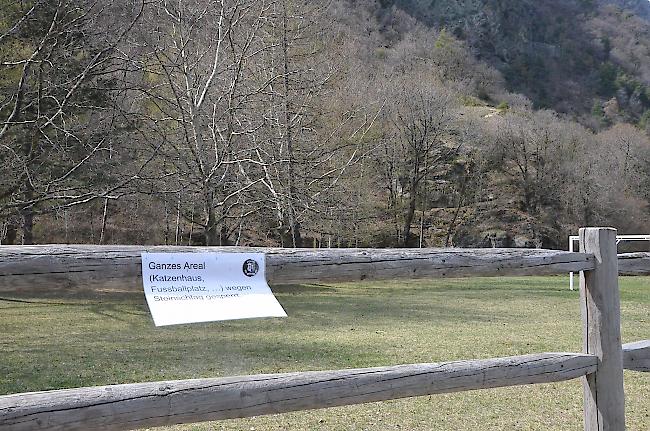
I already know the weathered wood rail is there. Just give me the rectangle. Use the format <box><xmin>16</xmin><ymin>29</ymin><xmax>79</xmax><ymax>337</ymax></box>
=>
<box><xmin>2</xmin><ymin>348</ymin><xmax>649</xmax><ymax>431</ymax></box>
<box><xmin>0</xmin><ymin>245</ymin><xmax>597</xmax><ymax>290</ymax></box>
<box><xmin>623</xmin><ymin>340</ymin><xmax>650</xmax><ymax>372</ymax></box>
<box><xmin>1</xmin><ymin>246</ymin><xmax>648</xmax><ymax>292</ymax></box>
<box><xmin>618</xmin><ymin>252</ymin><xmax>650</xmax><ymax>275</ymax></box>
<box><xmin>0</xmin><ymin>353</ymin><xmax>602</xmax><ymax>431</ymax></box>
<box><xmin>0</xmin><ymin>228</ymin><xmax>649</xmax><ymax>431</ymax></box>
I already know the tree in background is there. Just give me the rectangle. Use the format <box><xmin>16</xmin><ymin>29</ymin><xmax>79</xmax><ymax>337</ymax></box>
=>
<box><xmin>256</xmin><ymin>0</ymin><xmax>332</xmax><ymax>247</ymax></box>
<box><xmin>0</xmin><ymin>0</ymin><xmax>148</xmax><ymax>244</ymax></box>
<box><xmin>487</xmin><ymin>110</ymin><xmax>574</xmax><ymax>215</ymax></box>
<box><xmin>136</xmin><ymin>0</ymin><xmax>280</xmax><ymax>246</ymax></box>
<box><xmin>255</xmin><ymin>0</ymin><xmax>384</xmax><ymax>247</ymax></box>
<box><xmin>594</xmin><ymin>123</ymin><xmax>650</xmax><ymax>231</ymax></box>
<box><xmin>373</xmin><ymin>77</ymin><xmax>462</xmax><ymax>247</ymax></box>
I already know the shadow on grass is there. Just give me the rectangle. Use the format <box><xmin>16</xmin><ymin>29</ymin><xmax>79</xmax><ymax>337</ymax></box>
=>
<box><xmin>88</xmin><ymin>305</ymin><xmax>137</xmax><ymax>323</ymax></box>
<box><xmin>271</xmin><ymin>284</ymin><xmax>337</xmax><ymax>294</ymax></box>
<box><xmin>0</xmin><ymin>277</ymin><xmax>611</xmax><ymax>396</ymax></box>
<box><xmin>1</xmin><ymin>281</ymin><xmax>568</xmax><ymax>328</ymax></box>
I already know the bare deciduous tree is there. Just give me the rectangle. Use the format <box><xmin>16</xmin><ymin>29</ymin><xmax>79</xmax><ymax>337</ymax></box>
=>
<box><xmin>137</xmin><ymin>0</ymin><xmax>280</xmax><ymax>245</ymax></box>
<box><xmin>0</xmin><ymin>0</ymin><xmax>147</xmax><ymax>243</ymax></box>
<box><xmin>373</xmin><ymin>78</ymin><xmax>462</xmax><ymax>247</ymax></box>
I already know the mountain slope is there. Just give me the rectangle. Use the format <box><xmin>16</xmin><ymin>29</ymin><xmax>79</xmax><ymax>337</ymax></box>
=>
<box><xmin>599</xmin><ymin>0</ymin><xmax>650</xmax><ymax>18</ymax></box>
<box><xmin>374</xmin><ymin>0</ymin><xmax>650</xmax><ymax>120</ymax></box>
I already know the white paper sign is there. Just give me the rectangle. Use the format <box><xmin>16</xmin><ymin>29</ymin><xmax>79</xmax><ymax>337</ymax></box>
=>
<box><xmin>141</xmin><ymin>252</ymin><xmax>286</xmax><ymax>326</ymax></box>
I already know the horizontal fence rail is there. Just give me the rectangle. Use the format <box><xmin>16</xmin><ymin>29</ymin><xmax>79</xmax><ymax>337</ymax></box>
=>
<box><xmin>0</xmin><ymin>245</ymin><xmax>597</xmax><ymax>291</ymax></box>
<box><xmin>0</xmin><ymin>353</ymin><xmax>600</xmax><ymax>431</ymax></box>
<box><xmin>1</xmin><ymin>344</ymin><xmax>647</xmax><ymax>431</ymax></box>
<box><xmin>623</xmin><ymin>340</ymin><xmax>650</xmax><ymax>372</ymax></box>
<box><xmin>618</xmin><ymin>252</ymin><xmax>650</xmax><ymax>275</ymax></box>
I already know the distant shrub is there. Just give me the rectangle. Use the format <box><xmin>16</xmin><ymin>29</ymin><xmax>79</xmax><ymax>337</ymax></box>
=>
<box><xmin>460</xmin><ymin>95</ymin><xmax>487</xmax><ymax>107</ymax></box>
<box><xmin>592</xmin><ymin>100</ymin><xmax>607</xmax><ymax>126</ymax></box>
<box><xmin>639</xmin><ymin>110</ymin><xmax>650</xmax><ymax>132</ymax></box>
<box><xmin>598</xmin><ymin>62</ymin><xmax>618</xmax><ymax>97</ymax></box>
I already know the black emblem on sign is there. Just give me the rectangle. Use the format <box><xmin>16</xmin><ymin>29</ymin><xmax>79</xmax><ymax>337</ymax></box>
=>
<box><xmin>243</xmin><ymin>259</ymin><xmax>259</xmax><ymax>277</ymax></box>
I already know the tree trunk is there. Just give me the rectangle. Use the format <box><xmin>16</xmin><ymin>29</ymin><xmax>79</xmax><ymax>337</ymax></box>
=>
<box><xmin>401</xmin><ymin>185</ymin><xmax>417</xmax><ymax>247</ymax></box>
<box><xmin>522</xmin><ymin>179</ymin><xmax>537</xmax><ymax>213</ymax></box>
<box><xmin>188</xmin><ymin>206</ymin><xmax>195</xmax><ymax>246</ymax></box>
<box><xmin>280</xmin><ymin>219</ymin><xmax>302</xmax><ymax>248</ymax></box>
<box><xmin>100</xmin><ymin>198</ymin><xmax>109</xmax><ymax>245</ymax></box>
<box><xmin>219</xmin><ymin>222</ymin><xmax>229</xmax><ymax>246</ymax></box>
<box><xmin>163</xmin><ymin>196</ymin><xmax>170</xmax><ymax>245</ymax></box>
<box><xmin>445</xmin><ymin>199</ymin><xmax>464</xmax><ymax>247</ymax></box>
<box><xmin>175</xmin><ymin>192</ymin><xmax>181</xmax><ymax>246</ymax></box>
<box><xmin>21</xmin><ymin>208</ymin><xmax>34</xmax><ymax>245</ymax></box>
<box><xmin>281</xmin><ymin>0</ymin><xmax>300</xmax><ymax>248</ymax></box>
<box><xmin>205</xmin><ymin>209</ymin><xmax>218</xmax><ymax>246</ymax></box>
<box><xmin>21</xmin><ymin>182</ymin><xmax>34</xmax><ymax>245</ymax></box>
<box><xmin>20</xmin><ymin>125</ymin><xmax>36</xmax><ymax>245</ymax></box>
<box><xmin>445</xmin><ymin>184</ymin><xmax>468</xmax><ymax>247</ymax></box>
<box><xmin>3</xmin><ymin>221</ymin><xmax>18</xmax><ymax>245</ymax></box>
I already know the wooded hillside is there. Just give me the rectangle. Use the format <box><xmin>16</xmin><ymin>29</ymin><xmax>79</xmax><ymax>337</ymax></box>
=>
<box><xmin>1</xmin><ymin>0</ymin><xmax>650</xmax><ymax>248</ymax></box>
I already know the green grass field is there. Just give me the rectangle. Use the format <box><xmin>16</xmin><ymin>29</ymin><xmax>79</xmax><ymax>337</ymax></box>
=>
<box><xmin>1</xmin><ymin>276</ymin><xmax>649</xmax><ymax>430</ymax></box>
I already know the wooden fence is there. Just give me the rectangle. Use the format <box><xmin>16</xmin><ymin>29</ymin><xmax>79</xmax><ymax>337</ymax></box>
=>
<box><xmin>0</xmin><ymin>227</ymin><xmax>648</xmax><ymax>431</ymax></box>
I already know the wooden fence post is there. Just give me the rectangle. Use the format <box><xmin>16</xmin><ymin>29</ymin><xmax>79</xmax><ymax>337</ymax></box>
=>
<box><xmin>579</xmin><ymin>227</ymin><xmax>625</xmax><ymax>430</ymax></box>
